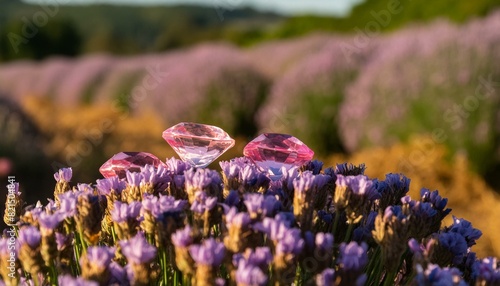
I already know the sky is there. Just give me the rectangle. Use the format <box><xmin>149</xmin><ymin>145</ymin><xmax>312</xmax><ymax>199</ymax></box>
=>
<box><xmin>25</xmin><ymin>0</ymin><xmax>363</xmax><ymax>16</ymax></box>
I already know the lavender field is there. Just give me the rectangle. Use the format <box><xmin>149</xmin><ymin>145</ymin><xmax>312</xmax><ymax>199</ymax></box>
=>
<box><xmin>1</xmin><ymin>11</ymin><xmax>500</xmax><ymax>183</ymax></box>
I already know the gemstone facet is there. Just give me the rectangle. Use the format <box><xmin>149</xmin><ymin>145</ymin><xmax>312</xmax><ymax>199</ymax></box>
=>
<box><xmin>99</xmin><ymin>152</ymin><xmax>164</xmax><ymax>178</ymax></box>
<box><xmin>162</xmin><ymin>122</ymin><xmax>235</xmax><ymax>168</ymax></box>
<box><xmin>243</xmin><ymin>133</ymin><xmax>314</xmax><ymax>178</ymax></box>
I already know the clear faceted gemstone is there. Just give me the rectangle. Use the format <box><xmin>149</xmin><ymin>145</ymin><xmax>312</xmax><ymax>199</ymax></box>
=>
<box><xmin>99</xmin><ymin>152</ymin><xmax>164</xmax><ymax>178</ymax></box>
<box><xmin>243</xmin><ymin>133</ymin><xmax>314</xmax><ymax>178</ymax></box>
<box><xmin>162</xmin><ymin>122</ymin><xmax>235</xmax><ymax>168</ymax></box>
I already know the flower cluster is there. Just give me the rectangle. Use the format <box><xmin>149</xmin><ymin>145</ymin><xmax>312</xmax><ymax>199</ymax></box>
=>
<box><xmin>1</xmin><ymin>159</ymin><xmax>499</xmax><ymax>286</ymax></box>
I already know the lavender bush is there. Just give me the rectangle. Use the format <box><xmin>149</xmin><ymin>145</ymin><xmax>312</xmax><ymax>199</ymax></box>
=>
<box><xmin>257</xmin><ymin>38</ymin><xmax>374</xmax><ymax>154</ymax></box>
<box><xmin>2</xmin><ymin>158</ymin><xmax>499</xmax><ymax>285</ymax></box>
<box><xmin>339</xmin><ymin>11</ymin><xmax>500</xmax><ymax>175</ymax></box>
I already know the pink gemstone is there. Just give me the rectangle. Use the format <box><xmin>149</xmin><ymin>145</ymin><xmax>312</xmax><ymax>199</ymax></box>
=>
<box><xmin>162</xmin><ymin>122</ymin><xmax>235</xmax><ymax>168</ymax></box>
<box><xmin>243</xmin><ymin>133</ymin><xmax>314</xmax><ymax>177</ymax></box>
<box><xmin>99</xmin><ymin>152</ymin><xmax>164</xmax><ymax>178</ymax></box>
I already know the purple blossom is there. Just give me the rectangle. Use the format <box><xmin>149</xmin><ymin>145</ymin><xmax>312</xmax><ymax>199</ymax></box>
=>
<box><xmin>223</xmin><ymin>190</ymin><xmax>240</xmax><ymax>207</ymax></box>
<box><xmin>120</xmin><ymin>232</ymin><xmax>157</xmax><ymax>264</ymax></box>
<box><xmin>415</xmin><ymin>264</ymin><xmax>467</xmax><ymax>286</ymax></box>
<box><xmin>224</xmin><ymin>207</ymin><xmax>251</xmax><ymax>228</ymax></box>
<box><xmin>235</xmin><ymin>263</ymin><xmax>268</xmax><ymax>286</ymax></box>
<box><xmin>58</xmin><ymin>191</ymin><xmax>78</xmax><ymax>218</ymax></box>
<box><xmin>448</xmin><ymin>216</ymin><xmax>482</xmax><ymax>247</ymax></box>
<box><xmin>420</xmin><ymin>189</ymin><xmax>451</xmax><ymax>215</ymax></box>
<box><xmin>315</xmin><ymin>232</ymin><xmax>334</xmax><ymax>253</ymax></box>
<box><xmin>303</xmin><ymin>159</ymin><xmax>323</xmax><ymax>174</ymax></box>
<box><xmin>54</xmin><ymin>167</ymin><xmax>72</xmax><ymax>182</ymax></box>
<box><xmin>190</xmin><ymin>191</ymin><xmax>218</xmax><ymax>214</ymax></box>
<box><xmin>165</xmin><ymin>157</ymin><xmax>191</xmax><ymax>175</ymax></box>
<box><xmin>437</xmin><ymin>232</ymin><xmax>469</xmax><ymax>265</ymax></box>
<box><xmin>171</xmin><ymin>226</ymin><xmax>193</xmax><ymax>248</ymax></box>
<box><xmin>189</xmin><ymin>238</ymin><xmax>225</xmax><ymax>266</ymax></box>
<box><xmin>338</xmin><ymin>242</ymin><xmax>368</xmax><ymax>272</ymax></box>
<box><xmin>336</xmin><ymin>174</ymin><xmax>379</xmax><ymax>200</ymax></box>
<box><xmin>275</xmin><ymin>228</ymin><xmax>304</xmax><ymax>256</ymax></box>
<box><xmin>82</xmin><ymin>246</ymin><xmax>115</xmax><ymax>270</ymax></box>
<box><xmin>477</xmin><ymin>257</ymin><xmax>500</xmax><ymax>284</ymax></box>
<box><xmin>111</xmin><ymin>201</ymin><xmax>142</xmax><ymax>223</ymax></box>
<box><xmin>334</xmin><ymin>163</ymin><xmax>366</xmax><ymax>176</ymax></box>
<box><xmin>18</xmin><ymin>226</ymin><xmax>41</xmax><ymax>248</ymax></box>
<box><xmin>76</xmin><ymin>183</ymin><xmax>94</xmax><ymax>193</ymax></box>
<box><xmin>96</xmin><ymin>176</ymin><xmax>126</xmax><ymax>195</ymax></box>
<box><xmin>126</xmin><ymin>170</ymin><xmax>142</xmax><ymax>187</ymax></box>
<box><xmin>39</xmin><ymin>212</ymin><xmax>64</xmax><ymax>230</ymax></box>
<box><xmin>316</xmin><ymin>268</ymin><xmax>336</xmax><ymax>286</ymax></box>
<box><xmin>184</xmin><ymin>168</ymin><xmax>221</xmax><ymax>191</ymax></box>
<box><xmin>58</xmin><ymin>275</ymin><xmax>99</xmax><ymax>286</ymax></box>
<box><xmin>243</xmin><ymin>193</ymin><xmax>265</xmax><ymax>217</ymax></box>
<box><xmin>109</xmin><ymin>261</ymin><xmax>129</xmax><ymax>286</ymax></box>
<box><xmin>55</xmin><ymin>232</ymin><xmax>72</xmax><ymax>251</ymax></box>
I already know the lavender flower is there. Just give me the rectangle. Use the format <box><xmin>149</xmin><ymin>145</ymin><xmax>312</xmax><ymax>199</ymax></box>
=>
<box><xmin>172</xmin><ymin>225</ymin><xmax>194</xmax><ymax>248</ymax></box>
<box><xmin>476</xmin><ymin>257</ymin><xmax>500</xmax><ymax>285</ymax></box>
<box><xmin>336</xmin><ymin>242</ymin><xmax>368</xmax><ymax>286</ymax></box>
<box><xmin>120</xmin><ymin>232</ymin><xmax>157</xmax><ymax>264</ymax></box>
<box><xmin>376</xmin><ymin>173</ymin><xmax>410</xmax><ymax>211</ymax></box>
<box><xmin>189</xmin><ymin>238</ymin><xmax>225</xmax><ymax>266</ymax></box>
<box><xmin>165</xmin><ymin>157</ymin><xmax>191</xmax><ymax>175</ymax></box>
<box><xmin>38</xmin><ymin>212</ymin><xmax>64</xmax><ymax>230</ymax></box>
<box><xmin>109</xmin><ymin>261</ymin><xmax>129</xmax><ymax>286</ymax></box>
<box><xmin>414</xmin><ymin>264</ymin><xmax>467</xmax><ymax>286</ymax></box>
<box><xmin>54</xmin><ymin>168</ymin><xmax>72</xmax><ymax>182</ymax></box>
<box><xmin>18</xmin><ymin>226</ymin><xmax>41</xmax><ymax>248</ymax></box>
<box><xmin>58</xmin><ymin>191</ymin><xmax>78</xmax><ymax>218</ymax></box>
<box><xmin>335</xmin><ymin>174</ymin><xmax>379</xmax><ymax>224</ymax></box>
<box><xmin>316</xmin><ymin>268</ymin><xmax>336</xmax><ymax>286</ymax></box>
<box><xmin>111</xmin><ymin>201</ymin><xmax>142</xmax><ymax>223</ymax></box>
<box><xmin>83</xmin><ymin>246</ymin><xmax>114</xmax><ymax>269</ymax></box>
<box><xmin>235</xmin><ymin>263</ymin><xmax>268</xmax><ymax>286</ymax></box>
<box><xmin>125</xmin><ymin>170</ymin><xmax>142</xmax><ymax>187</ymax></box>
<box><xmin>190</xmin><ymin>191</ymin><xmax>218</xmax><ymax>214</ymax></box>
<box><xmin>447</xmin><ymin>216</ymin><xmax>482</xmax><ymax>247</ymax></box>
<box><xmin>96</xmin><ymin>176</ymin><xmax>126</xmax><ymax>196</ymax></box>
<box><xmin>57</xmin><ymin>275</ymin><xmax>99</xmax><ymax>286</ymax></box>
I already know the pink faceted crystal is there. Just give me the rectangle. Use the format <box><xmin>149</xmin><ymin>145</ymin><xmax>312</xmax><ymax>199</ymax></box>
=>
<box><xmin>243</xmin><ymin>133</ymin><xmax>314</xmax><ymax>177</ymax></box>
<box><xmin>162</xmin><ymin>122</ymin><xmax>235</xmax><ymax>168</ymax></box>
<box><xmin>99</xmin><ymin>152</ymin><xmax>164</xmax><ymax>178</ymax></box>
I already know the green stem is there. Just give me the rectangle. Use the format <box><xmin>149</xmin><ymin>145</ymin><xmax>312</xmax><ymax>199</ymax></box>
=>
<box><xmin>332</xmin><ymin>212</ymin><xmax>340</xmax><ymax>238</ymax></box>
<box><xmin>344</xmin><ymin>223</ymin><xmax>354</xmax><ymax>242</ymax></box>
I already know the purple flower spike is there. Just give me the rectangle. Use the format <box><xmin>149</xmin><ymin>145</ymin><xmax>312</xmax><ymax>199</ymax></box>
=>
<box><xmin>58</xmin><ymin>275</ymin><xmax>99</xmax><ymax>286</ymax></box>
<box><xmin>166</xmin><ymin>157</ymin><xmax>191</xmax><ymax>175</ymax></box>
<box><xmin>338</xmin><ymin>242</ymin><xmax>368</xmax><ymax>272</ymax></box>
<box><xmin>235</xmin><ymin>263</ymin><xmax>268</xmax><ymax>286</ymax></box>
<box><xmin>316</xmin><ymin>268</ymin><xmax>336</xmax><ymax>286</ymax></box>
<box><xmin>225</xmin><ymin>207</ymin><xmax>251</xmax><ymax>228</ymax></box>
<box><xmin>120</xmin><ymin>232</ymin><xmax>157</xmax><ymax>264</ymax></box>
<box><xmin>96</xmin><ymin>176</ymin><xmax>126</xmax><ymax>195</ymax></box>
<box><xmin>126</xmin><ymin>170</ymin><xmax>142</xmax><ymax>187</ymax></box>
<box><xmin>18</xmin><ymin>226</ymin><xmax>41</xmax><ymax>248</ymax></box>
<box><xmin>415</xmin><ymin>264</ymin><xmax>467</xmax><ymax>286</ymax></box>
<box><xmin>336</xmin><ymin>174</ymin><xmax>379</xmax><ymax>200</ymax></box>
<box><xmin>83</xmin><ymin>246</ymin><xmax>115</xmax><ymax>269</ymax></box>
<box><xmin>172</xmin><ymin>226</ymin><xmax>193</xmax><ymax>248</ymax></box>
<box><xmin>189</xmin><ymin>238</ymin><xmax>225</xmax><ymax>266</ymax></box>
<box><xmin>448</xmin><ymin>216</ymin><xmax>482</xmax><ymax>247</ymax></box>
<box><xmin>276</xmin><ymin>228</ymin><xmax>304</xmax><ymax>256</ymax></box>
<box><xmin>58</xmin><ymin>191</ymin><xmax>78</xmax><ymax>218</ymax></box>
<box><xmin>39</xmin><ymin>212</ymin><xmax>64</xmax><ymax>230</ymax></box>
<box><xmin>54</xmin><ymin>167</ymin><xmax>72</xmax><ymax>182</ymax></box>
<box><xmin>190</xmin><ymin>191</ymin><xmax>218</xmax><ymax>214</ymax></box>
<box><xmin>477</xmin><ymin>257</ymin><xmax>500</xmax><ymax>284</ymax></box>
<box><xmin>112</xmin><ymin>201</ymin><xmax>142</xmax><ymax>223</ymax></box>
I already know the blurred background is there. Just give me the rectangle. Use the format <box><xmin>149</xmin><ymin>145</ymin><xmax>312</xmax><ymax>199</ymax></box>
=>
<box><xmin>1</xmin><ymin>0</ymin><xmax>500</xmax><ymax>256</ymax></box>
